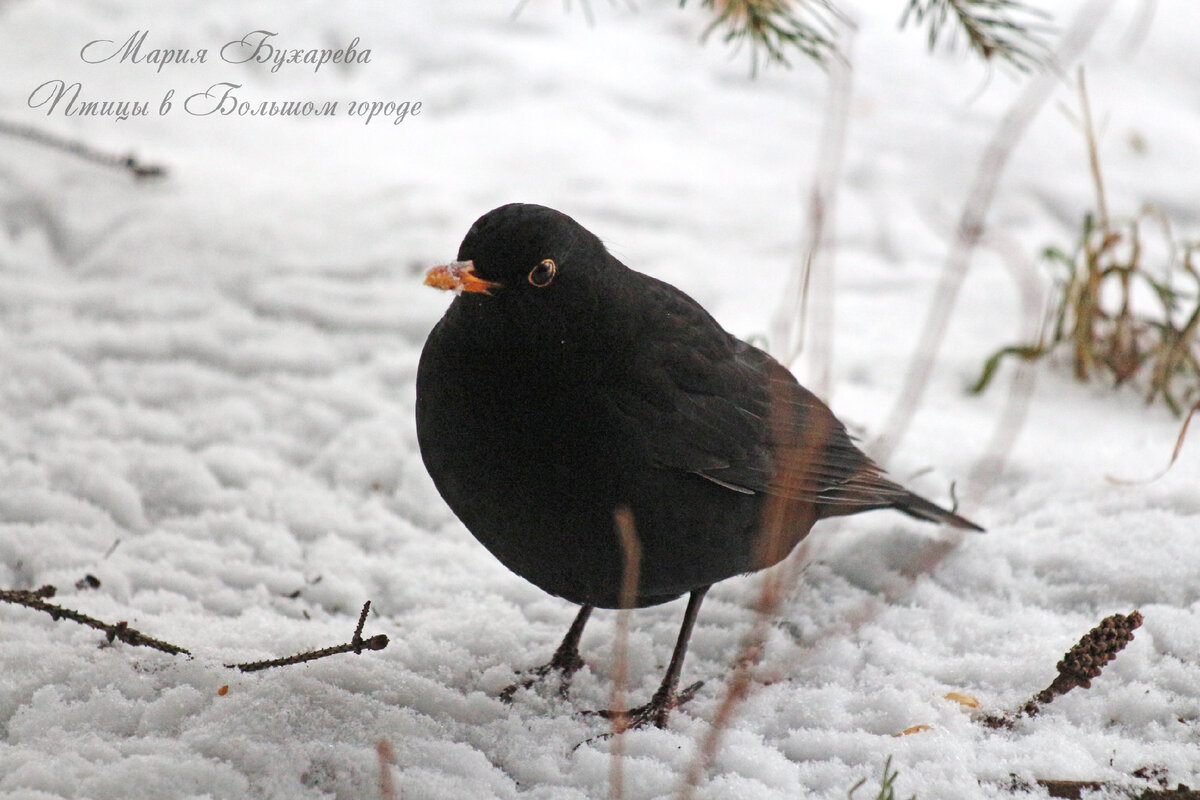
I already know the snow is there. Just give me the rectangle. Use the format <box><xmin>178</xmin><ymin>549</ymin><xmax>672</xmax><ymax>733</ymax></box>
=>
<box><xmin>2</xmin><ymin>1</ymin><xmax>1198</xmax><ymax>798</ymax></box>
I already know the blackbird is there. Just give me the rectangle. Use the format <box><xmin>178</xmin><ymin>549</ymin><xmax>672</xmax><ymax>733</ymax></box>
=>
<box><xmin>416</xmin><ymin>203</ymin><xmax>981</xmax><ymax>729</ymax></box>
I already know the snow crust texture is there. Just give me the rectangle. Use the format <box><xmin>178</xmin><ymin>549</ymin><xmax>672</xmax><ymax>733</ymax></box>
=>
<box><xmin>1</xmin><ymin>1</ymin><xmax>1198</xmax><ymax>798</ymax></box>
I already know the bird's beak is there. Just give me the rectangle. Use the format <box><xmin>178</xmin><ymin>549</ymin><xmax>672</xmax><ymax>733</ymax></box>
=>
<box><xmin>423</xmin><ymin>260</ymin><xmax>502</xmax><ymax>295</ymax></box>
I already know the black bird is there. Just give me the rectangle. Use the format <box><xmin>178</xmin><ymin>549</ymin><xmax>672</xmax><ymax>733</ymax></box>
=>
<box><xmin>416</xmin><ymin>203</ymin><xmax>981</xmax><ymax>729</ymax></box>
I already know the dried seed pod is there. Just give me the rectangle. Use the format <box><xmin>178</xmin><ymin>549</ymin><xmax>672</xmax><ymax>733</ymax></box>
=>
<box><xmin>982</xmin><ymin>610</ymin><xmax>1144</xmax><ymax>728</ymax></box>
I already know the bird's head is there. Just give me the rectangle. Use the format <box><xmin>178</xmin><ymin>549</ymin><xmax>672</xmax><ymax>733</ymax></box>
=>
<box><xmin>426</xmin><ymin>203</ymin><xmax>608</xmax><ymax>295</ymax></box>
<box><xmin>423</xmin><ymin>204</ymin><xmax>617</xmax><ymax>351</ymax></box>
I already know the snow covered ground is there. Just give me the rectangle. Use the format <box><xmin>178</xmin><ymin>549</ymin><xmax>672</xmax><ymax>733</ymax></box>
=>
<box><xmin>1</xmin><ymin>1</ymin><xmax>1198</xmax><ymax>798</ymax></box>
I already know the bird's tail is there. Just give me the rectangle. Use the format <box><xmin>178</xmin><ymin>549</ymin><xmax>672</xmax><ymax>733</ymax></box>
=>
<box><xmin>893</xmin><ymin>490</ymin><xmax>984</xmax><ymax>532</ymax></box>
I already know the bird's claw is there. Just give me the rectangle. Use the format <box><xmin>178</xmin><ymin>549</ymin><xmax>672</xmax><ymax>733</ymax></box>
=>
<box><xmin>585</xmin><ymin>680</ymin><xmax>704</xmax><ymax>731</ymax></box>
<box><xmin>499</xmin><ymin>648</ymin><xmax>586</xmax><ymax>703</ymax></box>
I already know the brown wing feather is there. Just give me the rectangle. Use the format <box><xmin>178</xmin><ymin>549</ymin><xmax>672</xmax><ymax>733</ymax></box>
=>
<box><xmin>603</xmin><ymin>274</ymin><xmax>980</xmax><ymax>530</ymax></box>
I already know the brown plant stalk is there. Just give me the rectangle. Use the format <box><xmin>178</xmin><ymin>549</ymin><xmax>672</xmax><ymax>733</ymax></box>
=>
<box><xmin>607</xmin><ymin>506</ymin><xmax>643</xmax><ymax>800</ymax></box>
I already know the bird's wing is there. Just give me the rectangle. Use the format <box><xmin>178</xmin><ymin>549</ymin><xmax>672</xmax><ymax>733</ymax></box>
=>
<box><xmin>603</xmin><ymin>274</ymin><xmax>908</xmax><ymax>509</ymax></box>
<box><xmin>747</xmin><ymin>355</ymin><xmax>912</xmax><ymax>509</ymax></box>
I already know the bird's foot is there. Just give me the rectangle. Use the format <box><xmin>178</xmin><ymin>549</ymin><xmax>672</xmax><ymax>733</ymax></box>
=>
<box><xmin>499</xmin><ymin>645</ymin><xmax>586</xmax><ymax>703</ymax></box>
<box><xmin>586</xmin><ymin>680</ymin><xmax>704</xmax><ymax>731</ymax></box>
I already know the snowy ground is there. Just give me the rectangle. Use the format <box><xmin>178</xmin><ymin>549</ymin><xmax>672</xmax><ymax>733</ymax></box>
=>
<box><xmin>1</xmin><ymin>1</ymin><xmax>1198</xmax><ymax>798</ymax></box>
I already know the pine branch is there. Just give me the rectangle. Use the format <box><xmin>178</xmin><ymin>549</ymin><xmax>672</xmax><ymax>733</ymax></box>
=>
<box><xmin>682</xmin><ymin>0</ymin><xmax>848</xmax><ymax>72</ymax></box>
<box><xmin>900</xmin><ymin>0</ymin><xmax>1053</xmax><ymax>72</ymax></box>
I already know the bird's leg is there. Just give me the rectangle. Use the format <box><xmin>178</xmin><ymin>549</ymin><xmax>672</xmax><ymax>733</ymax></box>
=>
<box><xmin>592</xmin><ymin>585</ymin><xmax>710</xmax><ymax>730</ymax></box>
<box><xmin>500</xmin><ymin>604</ymin><xmax>593</xmax><ymax>702</ymax></box>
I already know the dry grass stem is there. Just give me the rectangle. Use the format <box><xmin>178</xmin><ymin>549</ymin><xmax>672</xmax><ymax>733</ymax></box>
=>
<box><xmin>1107</xmin><ymin>397</ymin><xmax>1200</xmax><ymax>485</ymax></box>
<box><xmin>608</xmin><ymin>506</ymin><xmax>643</xmax><ymax>799</ymax></box>
<box><xmin>676</xmin><ymin>372</ymin><xmax>835</xmax><ymax>799</ymax></box>
<box><xmin>1077</xmin><ymin>68</ymin><xmax>1109</xmax><ymax>231</ymax></box>
<box><xmin>973</xmin><ymin>68</ymin><xmax>1200</xmax><ymax>414</ymax></box>
<box><xmin>376</xmin><ymin>740</ymin><xmax>398</xmax><ymax>800</ymax></box>
<box><xmin>962</xmin><ymin>230</ymin><xmax>1045</xmax><ymax>507</ymax></box>
<box><xmin>678</xmin><ymin>16</ymin><xmax>1063</xmax><ymax>784</ymax></box>
<box><xmin>676</xmin><ymin>574</ymin><xmax>781</xmax><ymax>800</ymax></box>
<box><xmin>874</xmin><ymin>0</ymin><xmax>1112</xmax><ymax>465</ymax></box>
<box><xmin>772</xmin><ymin>36</ymin><xmax>853</xmax><ymax>400</ymax></box>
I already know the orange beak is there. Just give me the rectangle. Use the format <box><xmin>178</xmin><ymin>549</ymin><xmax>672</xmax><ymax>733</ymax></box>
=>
<box><xmin>423</xmin><ymin>261</ymin><xmax>502</xmax><ymax>295</ymax></box>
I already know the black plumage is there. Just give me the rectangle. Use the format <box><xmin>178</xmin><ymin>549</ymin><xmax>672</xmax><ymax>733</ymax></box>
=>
<box><xmin>416</xmin><ymin>203</ymin><xmax>981</xmax><ymax>728</ymax></box>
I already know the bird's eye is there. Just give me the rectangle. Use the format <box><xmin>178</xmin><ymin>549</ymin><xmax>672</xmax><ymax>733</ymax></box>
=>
<box><xmin>528</xmin><ymin>259</ymin><xmax>556</xmax><ymax>287</ymax></box>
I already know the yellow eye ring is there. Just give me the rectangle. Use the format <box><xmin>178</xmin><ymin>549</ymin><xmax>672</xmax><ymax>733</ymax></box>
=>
<box><xmin>528</xmin><ymin>259</ymin><xmax>556</xmax><ymax>287</ymax></box>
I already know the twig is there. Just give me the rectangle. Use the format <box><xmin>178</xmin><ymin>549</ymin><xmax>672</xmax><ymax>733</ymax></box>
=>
<box><xmin>2</xmin><ymin>587</ymin><xmax>391</xmax><ymax>671</ymax></box>
<box><xmin>227</xmin><ymin>601</ymin><xmax>389</xmax><ymax>672</ymax></box>
<box><xmin>0</xmin><ymin>117</ymin><xmax>166</xmax><ymax>179</ymax></box>
<box><xmin>0</xmin><ymin>585</ymin><xmax>190</xmax><ymax>656</ymax></box>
